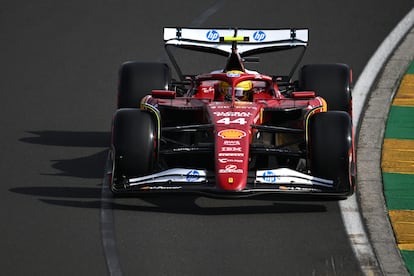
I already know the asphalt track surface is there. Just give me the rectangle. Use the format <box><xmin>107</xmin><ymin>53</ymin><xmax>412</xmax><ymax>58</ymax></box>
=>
<box><xmin>2</xmin><ymin>1</ymin><xmax>413</xmax><ymax>275</ymax></box>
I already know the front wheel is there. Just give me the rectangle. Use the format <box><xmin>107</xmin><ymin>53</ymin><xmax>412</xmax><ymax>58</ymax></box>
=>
<box><xmin>111</xmin><ymin>108</ymin><xmax>157</xmax><ymax>184</ymax></box>
<box><xmin>308</xmin><ymin>111</ymin><xmax>354</xmax><ymax>195</ymax></box>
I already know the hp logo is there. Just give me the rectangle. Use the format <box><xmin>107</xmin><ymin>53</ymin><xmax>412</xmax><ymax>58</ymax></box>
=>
<box><xmin>206</xmin><ymin>30</ymin><xmax>219</xmax><ymax>41</ymax></box>
<box><xmin>186</xmin><ymin>170</ymin><xmax>200</xmax><ymax>182</ymax></box>
<box><xmin>263</xmin><ymin>171</ymin><xmax>277</xmax><ymax>183</ymax></box>
<box><xmin>253</xmin><ymin>31</ymin><xmax>266</xmax><ymax>41</ymax></box>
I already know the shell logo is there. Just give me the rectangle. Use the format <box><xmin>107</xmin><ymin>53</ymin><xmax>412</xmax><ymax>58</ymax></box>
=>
<box><xmin>218</xmin><ymin>129</ymin><xmax>246</xmax><ymax>139</ymax></box>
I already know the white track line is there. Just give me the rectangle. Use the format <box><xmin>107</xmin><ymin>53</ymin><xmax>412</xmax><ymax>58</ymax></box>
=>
<box><xmin>340</xmin><ymin>7</ymin><xmax>414</xmax><ymax>275</ymax></box>
<box><xmin>101</xmin><ymin>156</ymin><xmax>123</xmax><ymax>276</ymax></box>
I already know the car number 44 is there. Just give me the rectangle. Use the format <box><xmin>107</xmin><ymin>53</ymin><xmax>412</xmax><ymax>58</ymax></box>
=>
<box><xmin>217</xmin><ymin>117</ymin><xmax>247</xmax><ymax>125</ymax></box>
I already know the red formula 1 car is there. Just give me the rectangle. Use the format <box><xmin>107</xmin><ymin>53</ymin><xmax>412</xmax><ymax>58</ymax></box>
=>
<box><xmin>108</xmin><ymin>27</ymin><xmax>355</xmax><ymax>198</ymax></box>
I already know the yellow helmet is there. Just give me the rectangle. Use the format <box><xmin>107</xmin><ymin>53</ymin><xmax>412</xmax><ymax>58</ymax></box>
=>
<box><xmin>220</xmin><ymin>70</ymin><xmax>253</xmax><ymax>101</ymax></box>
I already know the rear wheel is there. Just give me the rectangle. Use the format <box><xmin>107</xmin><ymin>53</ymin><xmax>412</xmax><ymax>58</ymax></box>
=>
<box><xmin>308</xmin><ymin>111</ymin><xmax>353</xmax><ymax>195</ymax></box>
<box><xmin>300</xmin><ymin>64</ymin><xmax>352</xmax><ymax>113</ymax></box>
<box><xmin>117</xmin><ymin>62</ymin><xmax>170</xmax><ymax>108</ymax></box>
<box><xmin>111</xmin><ymin>108</ymin><xmax>157</xmax><ymax>183</ymax></box>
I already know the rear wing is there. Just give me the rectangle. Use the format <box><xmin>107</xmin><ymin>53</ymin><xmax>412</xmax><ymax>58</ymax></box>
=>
<box><xmin>164</xmin><ymin>27</ymin><xmax>308</xmax><ymax>56</ymax></box>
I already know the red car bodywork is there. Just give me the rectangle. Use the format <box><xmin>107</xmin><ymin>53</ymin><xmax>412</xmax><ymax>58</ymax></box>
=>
<box><xmin>141</xmin><ymin>72</ymin><xmax>326</xmax><ymax>193</ymax></box>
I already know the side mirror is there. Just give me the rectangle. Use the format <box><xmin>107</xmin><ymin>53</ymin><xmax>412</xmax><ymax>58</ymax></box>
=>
<box><xmin>151</xmin><ymin>90</ymin><xmax>176</xmax><ymax>99</ymax></box>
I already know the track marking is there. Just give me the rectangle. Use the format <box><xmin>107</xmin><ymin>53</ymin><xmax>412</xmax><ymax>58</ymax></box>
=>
<box><xmin>383</xmin><ymin>63</ymin><xmax>414</xmax><ymax>270</ymax></box>
<box><xmin>382</xmin><ymin>139</ymin><xmax>414</xmax><ymax>174</ymax></box>
<box><xmin>101</xmin><ymin>156</ymin><xmax>123</xmax><ymax>276</ymax></box>
<box><xmin>389</xmin><ymin>210</ymin><xmax>414</xmax><ymax>250</ymax></box>
<box><xmin>341</xmin><ymin>7</ymin><xmax>414</xmax><ymax>275</ymax></box>
<box><xmin>393</xmin><ymin>75</ymin><xmax>414</xmax><ymax>106</ymax></box>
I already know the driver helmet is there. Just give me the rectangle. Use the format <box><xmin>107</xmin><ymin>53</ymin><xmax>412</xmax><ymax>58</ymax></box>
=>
<box><xmin>219</xmin><ymin>70</ymin><xmax>253</xmax><ymax>101</ymax></box>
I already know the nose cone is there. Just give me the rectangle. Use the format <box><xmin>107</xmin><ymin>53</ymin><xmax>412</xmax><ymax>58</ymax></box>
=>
<box><xmin>208</xmin><ymin>102</ymin><xmax>260</xmax><ymax>192</ymax></box>
<box><xmin>216</xmin><ymin>128</ymin><xmax>250</xmax><ymax>191</ymax></box>
<box><xmin>216</xmin><ymin>160</ymin><xmax>249</xmax><ymax>191</ymax></box>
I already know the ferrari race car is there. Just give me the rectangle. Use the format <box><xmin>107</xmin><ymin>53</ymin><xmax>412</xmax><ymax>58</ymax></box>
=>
<box><xmin>108</xmin><ymin>27</ymin><xmax>356</xmax><ymax>198</ymax></box>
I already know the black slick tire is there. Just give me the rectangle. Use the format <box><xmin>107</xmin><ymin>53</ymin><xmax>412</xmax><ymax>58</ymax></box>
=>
<box><xmin>300</xmin><ymin>64</ymin><xmax>352</xmax><ymax>113</ymax></box>
<box><xmin>308</xmin><ymin>111</ymin><xmax>353</xmax><ymax>195</ymax></box>
<box><xmin>117</xmin><ymin>62</ymin><xmax>170</xmax><ymax>108</ymax></box>
<box><xmin>112</xmin><ymin>108</ymin><xmax>157</xmax><ymax>180</ymax></box>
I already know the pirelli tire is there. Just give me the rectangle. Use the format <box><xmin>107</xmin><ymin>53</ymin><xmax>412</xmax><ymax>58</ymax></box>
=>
<box><xmin>308</xmin><ymin>111</ymin><xmax>354</xmax><ymax>196</ymax></box>
<box><xmin>117</xmin><ymin>62</ymin><xmax>171</xmax><ymax>108</ymax></box>
<box><xmin>299</xmin><ymin>63</ymin><xmax>352</xmax><ymax>113</ymax></box>
<box><xmin>111</xmin><ymin>108</ymin><xmax>157</xmax><ymax>185</ymax></box>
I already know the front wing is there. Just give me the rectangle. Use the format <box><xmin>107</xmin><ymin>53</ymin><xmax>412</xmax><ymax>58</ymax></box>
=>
<box><xmin>108</xmin><ymin>160</ymin><xmax>347</xmax><ymax>197</ymax></box>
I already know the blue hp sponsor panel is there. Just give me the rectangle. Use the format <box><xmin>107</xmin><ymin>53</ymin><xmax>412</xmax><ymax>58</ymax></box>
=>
<box><xmin>186</xmin><ymin>170</ymin><xmax>200</xmax><ymax>182</ymax></box>
<box><xmin>253</xmin><ymin>31</ymin><xmax>266</xmax><ymax>41</ymax></box>
<box><xmin>206</xmin><ymin>30</ymin><xmax>219</xmax><ymax>41</ymax></box>
<box><xmin>263</xmin><ymin>171</ymin><xmax>277</xmax><ymax>183</ymax></box>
